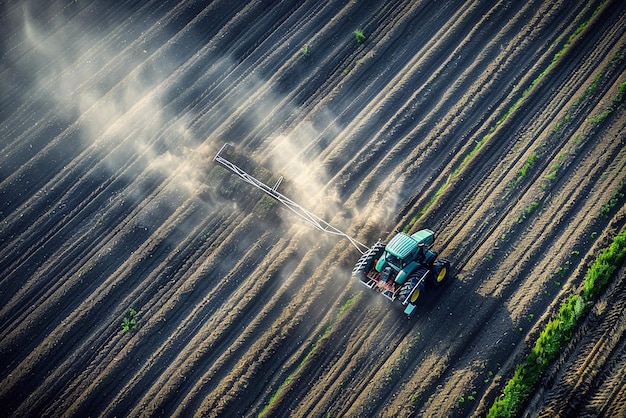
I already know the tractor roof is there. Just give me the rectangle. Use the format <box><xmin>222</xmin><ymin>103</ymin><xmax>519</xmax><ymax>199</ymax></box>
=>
<box><xmin>386</xmin><ymin>233</ymin><xmax>418</xmax><ymax>258</ymax></box>
<box><xmin>386</xmin><ymin>230</ymin><xmax>434</xmax><ymax>259</ymax></box>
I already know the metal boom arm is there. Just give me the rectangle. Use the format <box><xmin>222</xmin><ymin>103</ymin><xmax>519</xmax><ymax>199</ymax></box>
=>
<box><xmin>213</xmin><ymin>144</ymin><xmax>368</xmax><ymax>254</ymax></box>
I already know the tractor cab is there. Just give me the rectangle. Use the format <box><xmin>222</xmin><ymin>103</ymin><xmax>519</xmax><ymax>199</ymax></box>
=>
<box><xmin>375</xmin><ymin>230</ymin><xmax>436</xmax><ymax>282</ymax></box>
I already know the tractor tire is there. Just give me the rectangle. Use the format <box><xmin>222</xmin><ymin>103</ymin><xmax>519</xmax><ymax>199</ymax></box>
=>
<box><xmin>397</xmin><ymin>268</ymin><xmax>429</xmax><ymax>304</ymax></box>
<box><xmin>352</xmin><ymin>242</ymin><xmax>385</xmax><ymax>279</ymax></box>
<box><xmin>430</xmin><ymin>258</ymin><xmax>451</xmax><ymax>287</ymax></box>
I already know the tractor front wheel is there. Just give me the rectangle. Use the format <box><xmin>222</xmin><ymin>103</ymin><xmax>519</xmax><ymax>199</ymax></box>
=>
<box><xmin>430</xmin><ymin>258</ymin><xmax>451</xmax><ymax>287</ymax></box>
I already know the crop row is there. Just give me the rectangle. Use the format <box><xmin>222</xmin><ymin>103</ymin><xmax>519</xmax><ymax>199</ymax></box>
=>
<box><xmin>487</xmin><ymin>227</ymin><xmax>626</xmax><ymax>417</ymax></box>
<box><xmin>401</xmin><ymin>1</ymin><xmax>609</xmax><ymax>233</ymax></box>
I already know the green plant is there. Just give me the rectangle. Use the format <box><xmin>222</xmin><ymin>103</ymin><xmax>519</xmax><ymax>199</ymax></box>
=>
<box><xmin>340</xmin><ymin>293</ymin><xmax>358</xmax><ymax>312</ymax></box>
<box><xmin>121</xmin><ymin>308</ymin><xmax>138</xmax><ymax>333</ymax></box>
<box><xmin>582</xmin><ymin>228</ymin><xmax>626</xmax><ymax>300</ymax></box>
<box><xmin>354</xmin><ymin>29</ymin><xmax>365</xmax><ymax>45</ymax></box>
<box><xmin>518</xmin><ymin>153</ymin><xmax>539</xmax><ymax>178</ymax></box>
<box><xmin>300</xmin><ymin>44</ymin><xmax>311</xmax><ymax>56</ymax></box>
<box><xmin>553</xmin><ymin>114</ymin><xmax>571</xmax><ymax>132</ymax></box>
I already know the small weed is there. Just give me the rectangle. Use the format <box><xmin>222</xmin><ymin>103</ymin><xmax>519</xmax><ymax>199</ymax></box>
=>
<box><xmin>518</xmin><ymin>153</ymin><xmax>538</xmax><ymax>178</ymax></box>
<box><xmin>545</xmin><ymin>152</ymin><xmax>566</xmax><ymax>183</ymax></box>
<box><xmin>600</xmin><ymin>188</ymin><xmax>625</xmax><ymax>218</ymax></box>
<box><xmin>484</xmin><ymin>370</ymin><xmax>494</xmax><ymax>383</ymax></box>
<box><xmin>553</xmin><ymin>114</ymin><xmax>571</xmax><ymax>132</ymax></box>
<box><xmin>518</xmin><ymin>200</ymin><xmax>541</xmax><ymax>223</ymax></box>
<box><xmin>354</xmin><ymin>29</ymin><xmax>365</xmax><ymax>45</ymax></box>
<box><xmin>591</xmin><ymin>231</ymin><xmax>598</xmax><ymax>239</ymax></box>
<box><xmin>527</xmin><ymin>313</ymin><xmax>534</xmax><ymax>321</ymax></box>
<box><xmin>300</xmin><ymin>44</ymin><xmax>311</xmax><ymax>56</ymax></box>
<box><xmin>121</xmin><ymin>308</ymin><xmax>138</xmax><ymax>333</ymax></box>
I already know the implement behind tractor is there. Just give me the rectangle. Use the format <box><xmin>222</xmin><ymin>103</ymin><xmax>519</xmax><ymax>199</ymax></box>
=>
<box><xmin>214</xmin><ymin>144</ymin><xmax>451</xmax><ymax>319</ymax></box>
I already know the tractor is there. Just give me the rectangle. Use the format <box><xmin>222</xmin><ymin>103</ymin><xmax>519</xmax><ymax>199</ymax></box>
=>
<box><xmin>352</xmin><ymin>229</ymin><xmax>450</xmax><ymax>319</ymax></box>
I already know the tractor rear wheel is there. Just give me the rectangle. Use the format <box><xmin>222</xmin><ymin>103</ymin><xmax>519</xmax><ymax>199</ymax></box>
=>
<box><xmin>352</xmin><ymin>242</ymin><xmax>385</xmax><ymax>278</ymax></box>
<box><xmin>430</xmin><ymin>258</ymin><xmax>451</xmax><ymax>287</ymax></box>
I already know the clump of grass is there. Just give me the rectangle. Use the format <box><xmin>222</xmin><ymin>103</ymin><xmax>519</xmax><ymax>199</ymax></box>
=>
<box><xmin>340</xmin><ymin>293</ymin><xmax>359</xmax><ymax>312</ymax></box>
<box><xmin>354</xmin><ymin>29</ymin><xmax>365</xmax><ymax>45</ymax></box>
<box><xmin>582</xmin><ymin>228</ymin><xmax>626</xmax><ymax>300</ymax></box>
<box><xmin>573</xmin><ymin>71</ymin><xmax>604</xmax><ymax>107</ymax></box>
<box><xmin>508</xmin><ymin>152</ymin><xmax>540</xmax><ymax>192</ymax></box>
<box><xmin>588</xmin><ymin>78</ymin><xmax>626</xmax><ymax>124</ymax></box>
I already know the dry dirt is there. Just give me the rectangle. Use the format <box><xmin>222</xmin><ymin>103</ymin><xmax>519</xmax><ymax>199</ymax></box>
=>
<box><xmin>1</xmin><ymin>0</ymin><xmax>625</xmax><ymax>417</ymax></box>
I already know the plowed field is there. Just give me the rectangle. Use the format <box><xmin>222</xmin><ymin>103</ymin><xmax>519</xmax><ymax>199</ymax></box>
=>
<box><xmin>1</xmin><ymin>0</ymin><xmax>625</xmax><ymax>417</ymax></box>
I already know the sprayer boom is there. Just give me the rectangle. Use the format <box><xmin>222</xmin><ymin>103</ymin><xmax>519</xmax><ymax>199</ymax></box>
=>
<box><xmin>213</xmin><ymin>144</ymin><xmax>368</xmax><ymax>254</ymax></box>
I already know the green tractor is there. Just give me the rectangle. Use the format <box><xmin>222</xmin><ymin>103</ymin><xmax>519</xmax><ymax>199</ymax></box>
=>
<box><xmin>352</xmin><ymin>229</ymin><xmax>451</xmax><ymax>319</ymax></box>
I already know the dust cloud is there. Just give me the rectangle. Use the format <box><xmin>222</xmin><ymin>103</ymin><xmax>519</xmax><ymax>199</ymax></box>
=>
<box><xmin>2</xmin><ymin>0</ymin><xmax>407</xmax><ymax>272</ymax></box>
